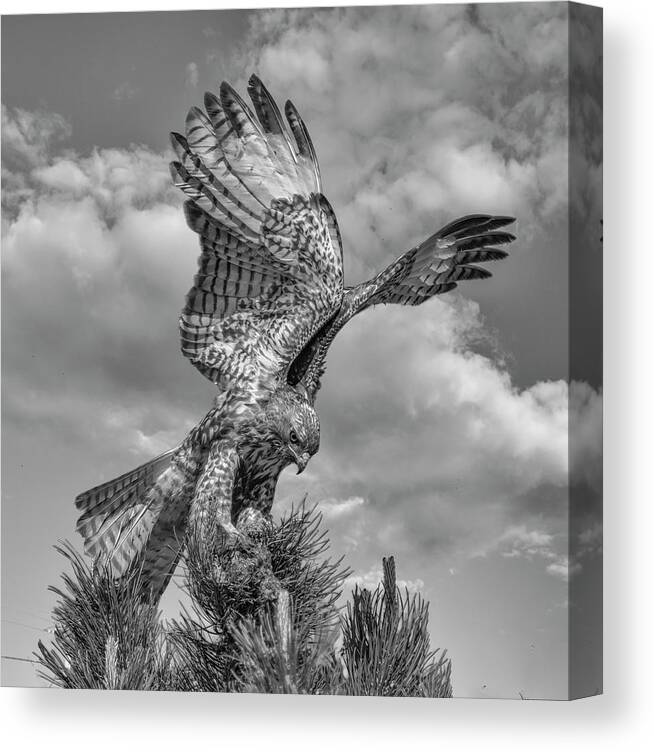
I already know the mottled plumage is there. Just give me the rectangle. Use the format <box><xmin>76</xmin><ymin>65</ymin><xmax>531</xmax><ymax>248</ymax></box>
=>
<box><xmin>75</xmin><ymin>75</ymin><xmax>515</xmax><ymax>599</ymax></box>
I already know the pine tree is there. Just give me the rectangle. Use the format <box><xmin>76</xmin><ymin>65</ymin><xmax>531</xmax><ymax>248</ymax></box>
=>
<box><xmin>36</xmin><ymin>504</ymin><xmax>453</xmax><ymax>697</ymax></box>
<box><xmin>340</xmin><ymin>557</ymin><xmax>452</xmax><ymax>697</ymax></box>
<box><xmin>36</xmin><ymin>543</ymin><xmax>173</xmax><ymax>690</ymax></box>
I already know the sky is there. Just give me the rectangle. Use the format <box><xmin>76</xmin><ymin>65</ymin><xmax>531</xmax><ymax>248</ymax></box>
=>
<box><xmin>1</xmin><ymin>2</ymin><xmax>602</xmax><ymax>698</ymax></box>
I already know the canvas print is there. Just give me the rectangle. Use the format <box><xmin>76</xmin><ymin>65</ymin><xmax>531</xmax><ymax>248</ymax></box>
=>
<box><xmin>1</xmin><ymin>2</ymin><xmax>602</xmax><ymax>699</ymax></box>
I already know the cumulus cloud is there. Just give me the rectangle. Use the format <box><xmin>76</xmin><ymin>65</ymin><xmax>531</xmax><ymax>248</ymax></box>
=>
<box><xmin>2</xmin><ymin>105</ymin><xmax>74</xmax><ymax>220</ymax></box>
<box><xmin>2</xmin><ymin>104</ymin><xmax>71</xmax><ymax>168</ymax></box>
<box><xmin>277</xmin><ymin>294</ymin><xmax>600</xmax><ymax>580</ymax></box>
<box><xmin>229</xmin><ymin>4</ymin><xmax>570</xmax><ymax>283</ymax></box>
<box><xmin>1</xmin><ymin>107</ymin><xmax>205</xmax><ymax>478</ymax></box>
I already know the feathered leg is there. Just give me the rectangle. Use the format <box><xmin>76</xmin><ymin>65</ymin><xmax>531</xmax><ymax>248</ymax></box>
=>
<box><xmin>188</xmin><ymin>439</ymin><xmax>240</xmax><ymax>542</ymax></box>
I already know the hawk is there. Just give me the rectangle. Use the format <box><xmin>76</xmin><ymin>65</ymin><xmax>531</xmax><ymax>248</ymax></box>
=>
<box><xmin>74</xmin><ymin>75</ymin><xmax>515</xmax><ymax>598</ymax></box>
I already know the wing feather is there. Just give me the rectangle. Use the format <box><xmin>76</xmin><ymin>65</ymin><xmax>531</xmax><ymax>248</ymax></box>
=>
<box><xmin>298</xmin><ymin>215</ymin><xmax>516</xmax><ymax>397</ymax></box>
<box><xmin>285</xmin><ymin>99</ymin><xmax>322</xmax><ymax>193</ymax></box>
<box><xmin>172</xmin><ymin>77</ymin><xmax>343</xmax><ymax>394</ymax></box>
<box><xmin>363</xmin><ymin>215</ymin><xmax>515</xmax><ymax>309</ymax></box>
<box><xmin>247</xmin><ymin>75</ymin><xmax>302</xmax><ymax>183</ymax></box>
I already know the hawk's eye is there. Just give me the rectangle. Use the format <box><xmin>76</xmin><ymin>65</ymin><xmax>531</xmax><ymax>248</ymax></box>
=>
<box><xmin>289</xmin><ymin>429</ymin><xmax>299</xmax><ymax>445</ymax></box>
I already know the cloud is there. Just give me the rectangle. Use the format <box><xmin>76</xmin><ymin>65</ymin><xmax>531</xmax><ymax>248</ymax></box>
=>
<box><xmin>2</xmin><ymin>104</ymin><xmax>71</xmax><ymax>168</ymax></box>
<box><xmin>570</xmin><ymin>380</ymin><xmax>603</xmax><ymax>492</ymax></box>
<box><xmin>546</xmin><ymin>559</ymin><xmax>581</xmax><ymax>583</ymax></box>
<box><xmin>344</xmin><ymin>566</ymin><xmax>425</xmax><ymax>595</ymax></box>
<box><xmin>1</xmin><ymin>107</ymin><xmax>205</xmax><ymax>477</ymax></box>
<box><xmin>318</xmin><ymin>496</ymin><xmax>366</xmax><ymax>520</ymax></box>
<box><xmin>577</xmin><ymin>521</ymin><xmax>602</xmax><ymax>556</ymax></box>
<box><xmin>30</xmin><ymin>147</ymin><xmax>174</xmax><ymax>216</ymax></box>
<box><xmin>494</xmin><ymin>525</ymin><xmax>573</xmax><ymax>581</ymax></box>
<box><xmin>489</xmin><ymin>523</ymin><xmax>598</xmax><ymax>583</ymax></box>
<box><xmin>112</xmin><ymin>81</ymin><xmax>138</xmax><ymax>102</ymax></box>
<box><xmin>226</xmin><ymin>3</ymin><xmax>570</xmax><ymax>284</ymax></box>
<box><xmin>185</xmin><ymin>62</ymin><xmax>199</xmax><ymax>89</ymax></box>
<box><xmin>277</xmin><ymin>294</ymin><xmax>601</xmax><ymax>580</ymax></box>
<box><xmin>499</xmin><ymin>527</ymin><xmax>555</xmax><ymax>557</ymax></box>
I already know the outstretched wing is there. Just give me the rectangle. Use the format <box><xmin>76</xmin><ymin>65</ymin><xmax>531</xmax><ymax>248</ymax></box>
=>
<box><xmin>171</xmin><ymin>75</ymin><xmax>343</xmax><ymax>396</ymax></box>
<box><xmin>297</xmin><ymin>214</ymin><xmax>516</xmax><ymax>397</ymax></box>
<box><xmin>353</xmin><ymin>214</ymin><xmax>515</xmax><ymax>308</ymax></box>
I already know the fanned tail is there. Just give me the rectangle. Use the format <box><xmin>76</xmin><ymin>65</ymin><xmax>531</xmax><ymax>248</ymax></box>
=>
<box><xmin>75</xmin><ymin>448</ymin><xmax>179</xmax><ymax>577</ymax></box>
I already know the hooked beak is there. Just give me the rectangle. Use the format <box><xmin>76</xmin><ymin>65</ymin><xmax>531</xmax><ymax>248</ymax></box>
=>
<box><xmin>292</xmin><ymin>451</ymin><xmax>311</xmax><ymax>475</ymax></box>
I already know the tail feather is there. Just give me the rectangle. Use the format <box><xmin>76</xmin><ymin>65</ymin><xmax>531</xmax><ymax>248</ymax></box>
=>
<box><xmin>75</xmin><ymin>449</ymin><xmax>175</xmax><ymax>520</ymax></box>
<box><xmin>75</xmin><ymin>448</ymin><xmax>178</xmax><ymax>577</ymax></box>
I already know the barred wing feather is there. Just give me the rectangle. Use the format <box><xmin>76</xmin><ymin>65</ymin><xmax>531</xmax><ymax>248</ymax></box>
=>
<box><xmin>361</xmin><ymin>215</ymin><xmax>515</xmax><ymax>308</ymax></box>
<box><xmin>299</xmin><ymin>214</ymin><xmax>516</xmax><ymax>396</ymax></box>
<box><xmin>171</xmin><ymin>75</ymin><xmax>343</xmax><ymax>393</ymax></box>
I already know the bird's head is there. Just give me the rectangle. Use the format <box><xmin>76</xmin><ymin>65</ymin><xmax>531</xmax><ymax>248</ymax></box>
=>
<box><xmin>266</xmin><ymin>385</ymin><xmax>320</xmax><ymax>474</ymax></box>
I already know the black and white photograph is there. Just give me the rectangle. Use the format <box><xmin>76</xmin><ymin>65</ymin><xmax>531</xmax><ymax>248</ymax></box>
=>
<box><xmin>1</xmin><ymin>1</ymin><xmax>603</xmax><ymax>701</ymax></box>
